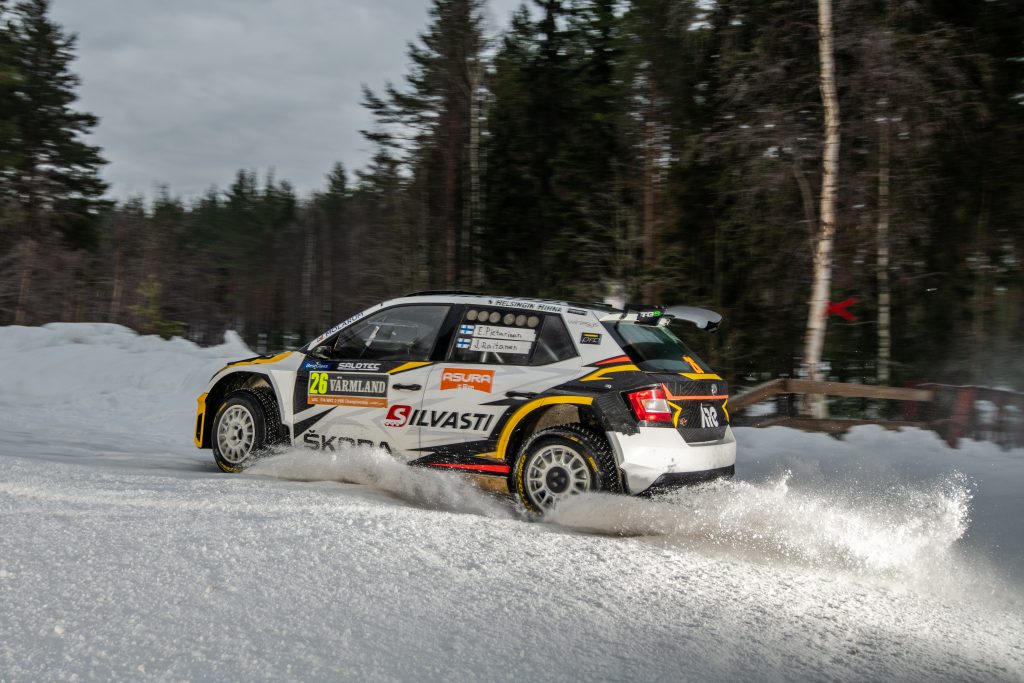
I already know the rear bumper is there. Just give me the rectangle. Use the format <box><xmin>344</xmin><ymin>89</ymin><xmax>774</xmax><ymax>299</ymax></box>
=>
<box><xmin>640</xmin><ymin>465</ymin><xmax>735</xmax><ymax>496</ymax></box>
<box><xmin>608</xmin><ymin>425</ymin><xmax>737</xmax><ymax>495</ymax></box>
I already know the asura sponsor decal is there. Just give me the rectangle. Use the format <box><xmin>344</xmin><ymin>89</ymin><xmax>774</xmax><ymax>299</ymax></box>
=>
<box><xmin>383</xmin><ymin>404</ymin><xmax>497</xmax><ymax>432</ymax></box>
<box><xmin>308</xmin><ymin>372</ymin><xmax>389</xmax><ymax>407</ymax></box>
<box><xmin>440</xmin><ymin>368</ymin><xmax>494</xmax><ymax>393</ymax></box>
<box><xmin>302</xmin><ymin>360</ymin><xmax>332</xmax><ymax>371</ymax></box>
<box><xmin>579</xmin><ymin>332</ymin><xmax>602</xmax><ymax>345</ymax></box>
<box><xmin>302</xmin><ymin>430</ymin><xmax>392</xmax><ymax>454</ymax></box>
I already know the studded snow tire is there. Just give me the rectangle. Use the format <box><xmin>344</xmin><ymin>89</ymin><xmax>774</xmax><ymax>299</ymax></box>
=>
<box><xmin>211</xmin><ymin>388</ymin><xmax>281</xmax><ymax>473</ymax></box>
<box><xmin>512</xmin><ymin>424</ymin><xmax>620</xmax><ymax>513</ymax></box>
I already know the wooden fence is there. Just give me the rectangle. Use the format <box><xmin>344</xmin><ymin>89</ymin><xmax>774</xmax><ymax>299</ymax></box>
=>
<box><xmin>730</xmin><ymin>378</ymin><xmax>1024</xmax><ymax>449</ymax></box>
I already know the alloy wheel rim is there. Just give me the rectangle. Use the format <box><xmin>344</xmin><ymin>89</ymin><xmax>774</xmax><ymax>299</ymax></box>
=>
<box><xmin>525</xmin><ymin>444</ymin><xmax>592</xmax><ymax>510</ymax></box>
<box><xmin>216</xmin><ymin>405</ymin><xmax>256</xmax><ymax>464</ymax></box>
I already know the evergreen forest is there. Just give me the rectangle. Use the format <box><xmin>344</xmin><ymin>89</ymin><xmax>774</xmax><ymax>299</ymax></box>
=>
<box><xmin>1</xmin><ymin>0</ymin><xmax>1022</xmax><ymax>389</ymax></box>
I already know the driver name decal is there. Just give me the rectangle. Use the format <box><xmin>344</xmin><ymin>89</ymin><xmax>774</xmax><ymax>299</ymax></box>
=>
<box><xmin>467</xmin><ymin>338</ymin><xmax>532</xmax><ymax>355</ymax></box>
<box><xmin>460</xmin><ymin>324</ymin><xmax>537</xmax><ymax>342</ymax></box>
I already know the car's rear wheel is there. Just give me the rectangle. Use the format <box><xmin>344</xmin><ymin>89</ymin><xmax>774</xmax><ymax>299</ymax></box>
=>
<box><xmin>211</xmin><ymin>389</ymin><xmax>278</xmax><ymax>472</ymax></box>
<box><xmin>512</xmin><ymin>424</ymin><xmax>619</xmax><ymax>513</ymax></box>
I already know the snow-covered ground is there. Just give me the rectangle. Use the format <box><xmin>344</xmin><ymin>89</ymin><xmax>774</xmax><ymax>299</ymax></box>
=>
<box><xmin>1</xmin><ymin>324</ymin><xmax>1022</xmax><ymax>682</ymax></box>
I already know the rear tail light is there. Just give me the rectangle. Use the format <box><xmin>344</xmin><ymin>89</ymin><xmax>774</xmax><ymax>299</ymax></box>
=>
<box><xmin>626</xmin><ymin>387</ymin><xmax>674</xmax><ymax>424</ymax></box>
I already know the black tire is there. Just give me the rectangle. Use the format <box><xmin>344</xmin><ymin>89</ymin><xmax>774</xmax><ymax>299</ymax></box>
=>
<box><xmin>211</xmin><ymin>388</ymin><xmax>280</xmax><ymax>473</ymax></box>
<box><xmin>512</xmin><ymin>424</ymin><xmax>620</xmax><ymax>513</ymax></box>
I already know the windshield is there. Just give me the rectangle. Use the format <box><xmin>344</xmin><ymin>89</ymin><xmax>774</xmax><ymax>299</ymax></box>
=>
<box><xmin>602</xmin><ymin>321</ymin><xmax>711</xmax><ymax>374</ymax></box>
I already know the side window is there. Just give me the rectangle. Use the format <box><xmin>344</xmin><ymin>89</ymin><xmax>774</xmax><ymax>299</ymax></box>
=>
<box><xmin>446</xmin><ymin>307</ymin><xmax>578</xmax><ymax>366</ymax></box>
<box><xmin>332</xmin><ymin>305</ymin><xmax>450</xmax><ymax>361</ymax></box>
<box><xmin>530</xmin><ymin>315</ymin><xmax>576</xmax><ymax>365</ymax></box>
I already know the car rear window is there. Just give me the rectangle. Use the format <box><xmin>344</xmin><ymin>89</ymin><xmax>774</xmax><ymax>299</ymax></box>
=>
<box><xmin>602</xmin><ymin>321</ymin><xmax>711</xmax><ymax>374</ymax></box>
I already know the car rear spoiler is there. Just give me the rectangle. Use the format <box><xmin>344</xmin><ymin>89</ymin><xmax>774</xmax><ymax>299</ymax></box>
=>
<box><xmin>663</xmin><ymin>306</ymin><xmax>722</xmax><ymax>332</ymax></box>
<box><xmin>601</xmin><ymin>304</ymin><xmax>722</xmax><ymax>332</ymax></box>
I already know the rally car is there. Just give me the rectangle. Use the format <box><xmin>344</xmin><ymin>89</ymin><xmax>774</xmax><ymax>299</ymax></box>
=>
<box><xmin>194</xmin><ymin>292</ymin><xmax>736</xmax><ymax>511</ymax></box>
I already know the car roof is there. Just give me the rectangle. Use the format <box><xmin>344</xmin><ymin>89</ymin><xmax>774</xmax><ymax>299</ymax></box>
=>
<box><xmin>393</xmin><ymin>291</ymin><xmax>620</xmax><ymax>315</ymax></box>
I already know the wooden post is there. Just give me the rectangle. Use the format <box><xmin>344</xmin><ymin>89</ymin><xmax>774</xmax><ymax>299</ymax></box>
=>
<box><xmin>946</xmin><ymin>386</ymin><xmax>977</xmax><ymax>449</ymax></box>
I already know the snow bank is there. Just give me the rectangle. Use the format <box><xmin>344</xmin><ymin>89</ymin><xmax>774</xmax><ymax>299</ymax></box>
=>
<box><xmin>0</xmin><ymin>323</ymin><xmax>250</xmax><ymax>469</ymax></box>
<box><xmin>1</xmin><ymin>323</ymin><xmax>1023</xmax><ymax>681</ymax></box>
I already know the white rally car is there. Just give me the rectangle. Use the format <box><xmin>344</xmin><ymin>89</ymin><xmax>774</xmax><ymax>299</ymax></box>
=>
<box><xmin>194</xmin><ymin>292</ymin><xmax>736</xmax><ymax>511</ymax></box>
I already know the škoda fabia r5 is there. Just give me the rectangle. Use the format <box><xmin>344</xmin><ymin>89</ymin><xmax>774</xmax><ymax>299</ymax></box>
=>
<box><xmin>194</xmin><ymin>292</ymin><xmax>736</xmax><ymax>511</ymax></box>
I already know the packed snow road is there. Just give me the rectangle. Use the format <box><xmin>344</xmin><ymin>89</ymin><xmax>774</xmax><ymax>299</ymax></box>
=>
<box><xmin>1</xmin><ymin>324</ymin><xmax>1022</xmax><ymax>682</ymax></box>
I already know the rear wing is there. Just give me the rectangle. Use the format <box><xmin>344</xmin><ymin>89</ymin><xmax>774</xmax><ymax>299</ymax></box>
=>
<box><xmin>600</xmin><ymin>305</ymin><xmax>722</xmax><ymax>332</ymax></box>
<box><xmin>664</xmin><ymin>305</ymin><xmax>722</xmax><ymax>332</ymax></box>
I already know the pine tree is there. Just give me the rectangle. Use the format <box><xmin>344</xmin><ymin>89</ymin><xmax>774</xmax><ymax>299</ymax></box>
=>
<box><xmin>0</xmin><ymin>1</ymin><xmax>19</xmax><ymax>209</ymax></box>
<box><xmin>692</xmin><ymin>0</ymin><xmax>823</xmax><ymax>380</ymax></box>
<box><xmin>5</xmin><ymin>0</ymin><xmax>106</xmax><ymax>240</ymax></box>
<box><xmin>485</xmin><ymin>0</ymin><xmax>627</xmax><ymax>299</ymax></box>
<box><xmin>1</xmin><ymin>0</ymin><xmax>107</xmax><ymax>324</ymax></box>
<box><xmin>362</xmin><ymin>0</ymin><xmax>485</xmax><ymax>288</ymax></box>
<box><xmin>311</xmin><ymin>162</ymin><xmax>348</xmax><ymax>329</ymax></box>
<box><xmin>621</xmin><ymin>0</ymin><xmax>720</xmax><ymax>306</ymax></box>
<box><xmin>354</xmin><ymin>143</ymin><xmax>423</xmax><ymax>298</ymax></box>
<box><xmin>483</xmin><ymin>4</ymin><xmax>566</xmax><ymax>297</ymax></box>
<box><xmin>547</xmin><ymin>0</ymin><xmax>631</xmax><ymax>301</ymax></box>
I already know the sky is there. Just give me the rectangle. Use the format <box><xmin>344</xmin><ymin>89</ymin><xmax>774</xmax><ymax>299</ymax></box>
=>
<box><xmin>49</xmin><ymin>0</ymin><xmax>526</xmax><ymax>202</ymax></box>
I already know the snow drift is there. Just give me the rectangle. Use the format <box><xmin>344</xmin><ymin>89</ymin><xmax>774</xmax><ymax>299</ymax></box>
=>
<box><xmin>1</xmin><ymin>323</ymin><xmax>1022</xmax><ymax>682</ymax></box>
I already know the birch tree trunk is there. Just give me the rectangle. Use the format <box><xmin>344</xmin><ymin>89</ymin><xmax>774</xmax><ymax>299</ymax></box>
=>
<box><xmin>802</xmin><ymin>0</ymin><xmax>841</xmax><ymax>418</ymax></box>
<box><xmin>876</xmin><ymin>116</ymin><xmax>891</xmax><ymax>386</ymax></box>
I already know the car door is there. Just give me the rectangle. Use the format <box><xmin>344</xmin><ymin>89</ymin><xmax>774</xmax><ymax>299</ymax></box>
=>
<box><xmin>415</xmin><ymin>304</ymin><xmax>581</xmax><ymax>462</ymax></box>
<box><xmin>293</xmin><ymin>303</ymin><xmax>452</xmax><ymax>460</ymax></box>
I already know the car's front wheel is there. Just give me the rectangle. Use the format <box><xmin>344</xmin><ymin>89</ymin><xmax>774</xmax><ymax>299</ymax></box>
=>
<box><xmin>211</xmin><ymin>389</ymin><xmax>278</xmax><ymax>472</ymax></box>
<box><xmin>512</xmin><ymin>424</ymin><xmax>619</xmax><ymax>513</ymax></box>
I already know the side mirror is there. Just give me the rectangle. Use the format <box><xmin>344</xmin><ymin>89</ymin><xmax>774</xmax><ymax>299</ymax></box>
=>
<box><xmin>312</xmin><ymin>345</ymin><xmax>333</xmax><ymax>360</ymax></box>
